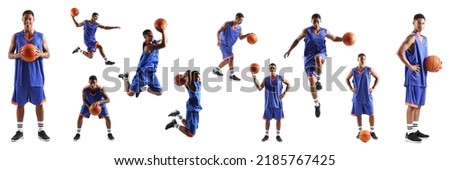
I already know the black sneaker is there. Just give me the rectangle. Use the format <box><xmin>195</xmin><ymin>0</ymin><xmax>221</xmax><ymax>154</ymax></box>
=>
<box><xmin>316</xmin><ymin>81</ymin><xmax>322</xmax><ymax>91</ymax></box>
<box><xmin>415</xmin><ymin>130</ymin><xmax>429</xmax><ymax>138</ymax></box>
<box><xmin>230</xmin><ymin>75</ymin><xmax>241</xmax><ymax>81</ymax></box>
<box><xmin>108</xmin><ymin>133</ymin><xmax>115</xmax><ymax>141</ymax></box>
<box><xmin>73</xmin><ymin>133</ymin><xmax>80</xmax><ymax>141</ymax></box>
<box><xmin>212</xmin><ymin>69</ymin><xmax>223</xmax><ymax>76</ymax></box>
<box><xmin>38</xmin><ymin>130</ymin><xmax>50</xmax><ymax>142</ymax></box>
<box><xmin>11</xmin><ymin>131</ymin><xmax>24</xmax><ymax>142</ymax></box>
<box><xmin>261</xmin><ymin>135</ymin><xmax>269</xmax><ymax>142</ymax></box>
<box><xmin>168</xmin><ymin>110</ymin><xmax>181</xmax><ymax>117</ymax></box>
<box><xmin>405</xmin><ymin>132</ymin><xmax>421</xmax><ymax>143</ymax></box>
<box><xmin>370</xmin><ymin>132</ymin><xmax>378</xmax><ymax>140</ymax></box>
<box><xmin>356</xmin><ymin>132</ymin><xmax>360</xmax><ymax>139</ymax></box>
<box><xmin>315</xmin><ymin>103</ymin><xmax>321</xmax><ymax>118</ymax></box>
<box><xmin>165</xmin><ymin>119</ymin><xmax>177</xmax><ymax>130</ymax></box>
<box><xmin>105</xmin><ymin>60</ymin><xmax>115</xmax><ymax>65</ymax></box>
<box><xmin>276</xmin><ymin>136</ymin><xmax>283</xmax><ymax>142</ymax></box>
<box><xmin>135</xmin><ymin>88</ymin><xmax>142</xmax><ymax>98</ymax></box>
<box><xmin>118</xmin><ymin>73</ymin><xmax>129</xmax><ymax>80</ymax></box>
<box><xmin>72</xmin><ymin>47</ymin><xmax>80</xmax><ymax>54</ymax></box>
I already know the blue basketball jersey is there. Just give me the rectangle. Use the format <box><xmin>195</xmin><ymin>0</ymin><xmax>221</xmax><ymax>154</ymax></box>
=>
<box><xmin>352</xmin><ymin>67</ymin><xmax>373</xmax><ymax>104</ymax></box>
<box><xmin>137</xmin><ymin>40</ymin><xmax>159</xmax><ymax>71</ymax></box>
<box><xmin>264</xmin><ymin>75</ymin><xmax>283</xmax><ymax>109</ymax></box>
<box><xmin>304</xmin><ymin>26</ymin><xmax>327</xmax><ymax>56</ymax></box>
<box><xmin>83</xmin><ymin>85</ymin><xmax>105</xmax><ymax>105</ymax></box>
<box><xmin>404</xmin><ymin>33</ymin><xmax>428</xmax><ymax>87</ymax></box>
<box><xmin>14</xmin><ymin>31</ymin><xmax>45</xmax><ymax>87</ymax></box>
<box><xmin>219</xmin><ymin>21</ymin><xmax>241</xmax><ymax>47</ymax></box>
<box><xmin>84</xmin><ymin>20</ymin><xmax>98</xmax><ymax>43</ymax></box>
<box><xmin>186</xmin><ymin>81</ymin><xmax>202</xmax><ymax>112</ymax></box>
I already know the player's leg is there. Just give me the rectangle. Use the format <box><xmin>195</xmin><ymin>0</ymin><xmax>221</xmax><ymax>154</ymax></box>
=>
<box><xmin>314</xmin><ymin>54</ymin><xmax>325</xmax><ymax>91</ymax></box>
<box><xmin>274</xmin><ymin>108</ymin><xmax>284</xmax><ymax>142</ymax></box>
<box><xmin>308</xmin><ymin>76</ymin><xmax>320</xmax><ymax>118</ymax></box>
<box><xmin>11</xmin><ymin>86</ymin><xmax>28</xmax><ymax>142</ymax></box>
<box><xmin>104</xmin><ymin>116</ymin><xmax>114</xmax><ymax>140</ymax></box>
<box><xmin>228</xmin><ymin>56</ymin><xmax>240</xmax><ymax>81</ymax></box>
<box><xmin>365</xmin><ymin>102</ymin><xmax>378</xmax><ymax>140</ymax></box>
<box><xmin>261</xmin><ymin>109</ymin><xmax>271</xmax><ymax>142</ymax></box>
<box><xmin>352</xmin><ymin>102</ymin><xmax>363</xmax><ymax>139</ymax></box>
<box><xmin>405</xmin><ymin>85</ymin><xmax>422</xmax><ymax>143</ymax></box>
<box><xmin>213</xmin><ymin>45</ymin><xmax>233</xmax><ymax>76</ymax></box>
<box><xmin>413</xmin><ymin>87</ymin><xmax>429</xmax><ymax>138</ymax></box>
<box><xmin>73</xmin><ymin>114</ymin><xmax>85</xmax><ymax>141</ymax></box>
<box><xmin>30</xmin><ymin>87</ymin><xmax>49</xmax><ymax>142</ymax></box>
<box><xmin>147</xmin><ymin>72</ymin><xmax>162</xmax><ymax>96</ymax></box>
<box><xmin>96</xmin><ymin>42</ymin><xmax>115</xmax><ymax>65</ymax></box>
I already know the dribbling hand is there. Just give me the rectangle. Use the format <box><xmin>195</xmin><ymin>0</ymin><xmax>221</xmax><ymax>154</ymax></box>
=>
<box><xmin>284</xmin><ymin>52</ymin><xmax>290</xmax><ymax>59</ymax></box>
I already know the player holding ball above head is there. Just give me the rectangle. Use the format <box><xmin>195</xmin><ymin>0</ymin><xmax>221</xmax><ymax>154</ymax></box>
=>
<box><xmin>252</xmin><ymin>63</ymin><xmax>290</xmax><ymax>142</ymax></box>
<box><xmin>212</xmin><ymin>12</ymin><xmax>254</xmax><ymax>81</ymax></box>
<box><xmin>165</xmin><ymin>70</ymin><xmax>202</xmax><ymax>138</ymax></box>
<box><xmin>118</xmin><ymin>20</ymin><xmax>167</xmax><ymax>98</ymax></box>
<box><xmin>284</xmin><ymin>13</ymin><xmax>346</xmax><ymax>118</ymax></box>
<box><xmin>73</xmin><ymin>75</ymin><xmax>114</xmax><ymax>141</ymax></box>
<box><xmin>71</xmin><ymin>11</ymin><xmax>120</xmax><ymax>65</ymax></box>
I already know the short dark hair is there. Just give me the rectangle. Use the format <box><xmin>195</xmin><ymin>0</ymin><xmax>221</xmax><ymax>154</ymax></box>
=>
<box><xmin>23</xmin><ymin>10</ymin><xmax>34</xmax><ymax>17</ymax></box>
<box><xmin>89</xmin><ymin>75</ymin><xmax>97</xmax><ymax>81</ymax></box>
<box><xmin>269</xmin><ymin>63</ymin><xmax>276</xmax><ymax>67</ymax></box>
<box><xmin>143</xmin><ymin>29</ymin><xmax>151</xmax><ymax>38</ymax></box>
<box><xmin>358</xmin><ymin>53</ymin><xmax>366</xmax><ymax>58</ymax></box>
<box><xmin>311</xmin><ymin>13</ymin><xmax>321</xmax><ymax>20</ymax></box>
<box><xmin>236</xmin><ymin>12</ymin><xmax>244</xmax><ymax>18</ymax></box>
<box><xmin>92</xmin><ymin>12</ymin><xmax>99</xmax><ymax>17</ymax></box>
<box><xmin>414</xmin><ymin>13</ymin><xmax>425</xmax><ymax>21</ymax></box>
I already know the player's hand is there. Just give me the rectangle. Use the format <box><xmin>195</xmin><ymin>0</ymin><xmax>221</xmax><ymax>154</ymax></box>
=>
<box><xmin>116</xmin><ymin>26</ymin><xmax>121</xmax><ymax>29</ymax></box>
<box><xmin>93</xmin><ymin>101</ymin><xmax>101</xmax><ymax>107</ymax></box>
<box><xmin>279</xmin><ymin>92</ymin><xmax>286</xmax><ymax>99</ymax></box>
<box><xmin>217</xmin><ymin>40</ymin><xmax>221</xmax><ymax>46</ymax></box>
<box><xmin>156</xmin><ymin>26</ymin><xmax>164</xmax><ymax>33</ymax></box>
<box><xmin>284</xmin><ymin>51</ymin><xmax>290</xmax><ymax>59</ymax></box>
<box><xmin>409</xmin><ymin>64</ymin><xmax>420</xmax><ymax>73</ymax></box>
<box><xmin>369</xmin><ymin>88</ymin><xmax>374</xmax><ymax>93</ymax></box>
<box><xmin>351</xmin><ymin>88</ymin><xmax>356</xmax><ymax>93</ymax></box>
<box><xmin>35</xmin><ymin>47</ymin><xmax>42</xmax><ymax>58</ymax></box>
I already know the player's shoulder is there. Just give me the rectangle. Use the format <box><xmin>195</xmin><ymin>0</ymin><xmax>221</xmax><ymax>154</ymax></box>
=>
<box><xmin>82</xmin><ymin>85</ymin><xmax>90</xmax><ymax>90</ymax></box>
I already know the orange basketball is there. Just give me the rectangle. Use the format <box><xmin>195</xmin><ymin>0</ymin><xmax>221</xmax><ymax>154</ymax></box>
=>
<box><xmin>154</xmin><ymin>18</ymin><xmax>167</xmax><ymax>30</ymax></box>
<box><xmin>20</xmin><ymin>44</ymin><xmax>38</xmax><ymax>62</ymax></box>
<box><xmin>425</xmin><ymin>55</ymin><xmax>442</xmax><ymax>72</ymax></box>
<box><xmin>174</xmin><ymin>74</ymin><xmax>187</xmax><ymax>86</ymax></box>
<box><xmin>70</xmin><ymin>7</ymin><xmax>79</xmax><ymax>17</ymax></box>
<box><xmin>359</xmin><ymin>130</ymin><xmax>371</xmax><ymax>143</ymax></box>
<box><xmin>247</xmin><ymin>33</ymin><xmax>257</xmax><ymax>44</ymax></box>
<box><xmin>250</xmin><ymin>63</ymin><xmax>260</xmax><ymax>74</ymax></box>
<box><xmin>342</xmin><ymin>32</ymin><xmax>356</xmax><ymax>46</ymax></box>
<box><xmin>89</xmin><ymin>104</ymin><xmax>102</xmax><ymax>116</ymax></box>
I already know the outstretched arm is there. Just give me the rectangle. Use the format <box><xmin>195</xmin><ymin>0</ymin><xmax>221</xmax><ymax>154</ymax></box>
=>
<box><xmin>370</xmin><ymin>68</ymin><xmax>380</xmax><ymax>93</ymax></box>
<box><xmin>326</xmin><ymin>31</ymin><xmax>343</xmax><ymax>42</ymax></box>
<box><xmin>239</xmin><ymin>29</ymin><xmax>251</xmax><ymax>40</ymax></box>
<box><xmin>72</xmin><ymin>17</ymin><xmax>84</xmax><ymax>27</ymax></box>
<box><xmin>280</xmin><ymin>76</ymin><xmax>290</xmax><ymax>99</ymax></box>
<box><xmin>346</xmin><ymin>70</ymin><xmax>355</xmax><ymax>93</ymax></box>
<box><xmin>284</xmin><ymin>28</ymin><xmax>307</xmax><ymax>58</ymax></box>
<box><xmin>38</xmin><ymin>35</ymin><xmax>50</xmax><ymax>59</ymax></box>
<box><xmin>98</xmin><ymin>24</ymin><xmax>120</xmax><ymax>30</ymax></box>
<box><xmin>8</xmin><ymin>34</ymin><xmax>20</xmax><ymax>59</ymax></box>
<box><xmin>397</xmin><ymin>34</ymin><xmax>419</xmax><ymax>72</ymax></box>
<box><xmin>253</xmin><ymin>75</ymin><xmax>265</xmax><ymax>91</ymax></box>
<box><xmin>217</xmin><ymin>21</ymin><xmax>228</xmax><ymax>46</ymax></box>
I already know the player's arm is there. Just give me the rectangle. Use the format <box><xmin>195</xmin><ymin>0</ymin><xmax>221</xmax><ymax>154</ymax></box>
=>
<box><xmin>345</xmin><ymin>70</ymin><xmax>355</xmax><ymax>92</ymax></box>
<box><xmin>99</xmin><ymin>89</ymin><xmax>111</xmax><ymax>104</ymax></box>
<box><xmin>238</xmin><ymin>29</ymin><xmax>251</xmax><ymax>40</ymax></box>
<box><xmin>326</xmin><ymin>30</ymin><xmax>343</xmax><ymax>42</ymax></box>
<box><xmin>38</xmin><ymin>35</ymin><xmax>50</xmax><ymax>59</ymax></box>
<box><xmin>145</xmin><ymin>29</ymin><xmax>166</xmax><ymax>52</ymax></box>
<box><xmin>217</xmin><ymin>21</ymin><xmax>228</xmax><ymax>46</ymax></box>
<box><xmin>98</xmin><ymin>24</ymin><xmax>120</xmax><ymax>30</ymax></box>
<box><xmin>82</xmin><ymin>90</ymin><xmax>90</xmax><ymax>108</ymax></box>
<box><xmin>184</xmin><ymin>70</ymin><xmax>195</xmax><ymax>91</ymax></box>
<box><xmin>8</xmin><ymin>34</ymin><xmax>20</xmax><ymax>59</ymax></box>
<box><xmin>370</xmin><ymin>68</ymin><xmax>380</xmax><ymax>93</ymax></box>
<box><xmin>284</xmin><ymin>28</ymin><xmax>307</xmax><ymax>58</ymax></box>
<box><xmin>72</xmin><ymin>17</ymin><xmax>84</xmax><ymax>27</ymax></box>
<box><xmin>280</xmin><ymin>76</ymin><xmax>290</xmax><ymax>99</ymax></box>
<box><xmin>253</xmin><ymin>75</ymin><xmax>265</xmax><ymax>91</ymax></box>
<box><xmin>397</xmin><ymin>34</ymin><xmax>419</xmax><ymax>72</ymax></box>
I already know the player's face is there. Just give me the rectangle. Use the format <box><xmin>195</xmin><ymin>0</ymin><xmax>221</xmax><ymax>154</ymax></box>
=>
<box><xmin>413</xmin><ymin>18</ymin><xmax>425</xmax><ymax>32</ymax></box>
<box><xmin>269</xmin><ymin>65</ymin><xmax>276</xmax><ymax>72</ymax></box>
<box><xmin>89</xmin><ymin>80</ymin><xmax>97</xmax><ymax>88</ymax></box>
<box><xmin>358</xmin><ymin>56</ymin><xmax>366</xmax><ymax>66</ymax></box>
<box><xmin>311</xmin><ymin>18</ymin><xmax>321</xmax><ymax>29</ymax></box>
<box><xmin>92</xmin><ymin>15</ymin><xmax>99</xmax><ymax>21</ymax></box>
<box><xmin>235</xmin><ymin>17</ymin><xmax>243</xmax><ymax>25</ymax></box>
<box><xmin>146</xmin><ymin>31</ymin><xmax>154</xmax><ymax>41</ymax></box>
<box><xmin>22</xmin><ymin>14</ymin><xmax>34</xmax><ymax>30</ymax></box>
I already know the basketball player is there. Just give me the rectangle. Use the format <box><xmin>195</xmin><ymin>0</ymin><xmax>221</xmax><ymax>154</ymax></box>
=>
<box><xmin>345</xmin><ymin>53</ymin><xmax>379</xmax><ymax>140</ymax></box>
<box><xmin>71</xmin><ymin>12</ymin><xmax>119</xmax><ymax>65</ymax></box>
<box><xmin>118</xmin><ymin>28</ymin><xmax>166</xmax><ymax>98</ymax></box>
<box><xmin>252</xmin><ymin>63</ymin><xmax>290</xmax><ymax>142</ymax></box>
<box><xmin>284</xmin><ymin>13</ymin><xmax>343</xmax><ymax>118</ymax></box>
<box><xmin>165</xmin><ymin>70</ymin><xmax>202</xmax><ymax>137</ymax></box>
<box><xmin>397</xmin><ymin>13</ymin><xmax>430</xmax><ymax>143</ymax></box>
<box><xmin>212</xmin><ymin>12</ymin><xmax>253</xmax><ymax>81</ymax></box>
<box><xmin>8</xmin><ymin>10</ymin><xmax>50</xmax><ymax>142</ymax></box>
<box><xmin>73</xmin><ymin>75</ymin><xmax>114</xmax><ymax>141</ymax></box>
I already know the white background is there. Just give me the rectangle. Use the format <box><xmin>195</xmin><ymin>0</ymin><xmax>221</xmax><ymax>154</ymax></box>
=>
<box><xmin>0</xmin><ymin>0</ymin><xmax>448</xmax><ymax>169</ymax></box>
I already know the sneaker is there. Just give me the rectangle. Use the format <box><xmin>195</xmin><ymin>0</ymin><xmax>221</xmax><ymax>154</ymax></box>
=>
<box><xmin>315</xmin><ymin>103</ymin><xmax>321</xmax><ymax>118</ymax></box>
<box><xmin>316</xmin><ymin>81</ymin><xmax>322</xmax><ymax>91</ymax></box>
<box><xmin>356</xmin><ymin>132</ymin><xmax>360</xmax><ymax>139</ymax></box>
<box><xmin>38</xmin><ymin>130</ymin><xmax>50</xmax><ymax>142</ymax></box>
<box><xmin>73</xmin><ymin>133</ymin><xmax>81</xmax><ymax>141</ymax></box>
<box><xmin>405</xmin><ymin>132</ymin><xmax>421</xmax><ymax>143</ymax></box>
<box><xmin>276</xmin><ymin>135</ymin><xmax>283</xmax><ymax>142</ymax></box>
<box><xmin>212</xmin><ymin>69</ymin><xmax>223</xmax><ymax>76</ymax></box>
<box><xmin>11</xmin><ymin>131</ymin><xmax>24</xmax><ymax>142</ymax></box>
<box><xmin>105</xmin><ymin>60</ymin><xmax>115</xmax><ymax>65</ymax></box>
<box><xmin>261</xmin><ymin>135</ymin><xmax>269</xmax><ymax>142</ymax></box>
<box><xmin>118</xmin><ymin>73</ymin><xmax>129</xmax><ymax>80</ymax></box>
<box><xmin>72</xmin><ymin>47</ymin><xmax>80</xmax><ymax>54</ymax></box>
<box><xmin>147</xmin><ymin>88</ymin><xmax>162</xmax><ymax>96</ymax></box>
<box><xmin>165</xmin><ymin>119</ymin><xmax>177</xmax><ymax>130</ymax></box>
<box><xmin>108</xmin><ymin>133</ymin><xmax>115</xmax><ymax>141</ymax></box>
<box><xmin>370</xmin><ymin>132</ymin><xmax>378</xmax><ymax>140</ymax></box>
<box><xmin>415</xmin><ymin>130</ymin><xmax>429</xmax><ymax>139</ymax></box>
<box><xmin>135</xmin><ymin>88</ymin><xmax>142</xmax><ymax>98</ymax></box>
<box><xmin>168</xmin><ymin>110</ymin><xmax>181</xmax><ymax>117</ymax></box>
<box><xmin>230</xmin><ymin>75</ymin><xmax>241</xmax><ymax>81</ymax></box>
